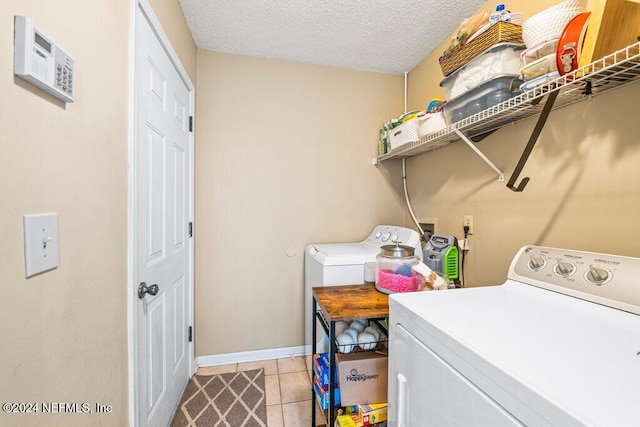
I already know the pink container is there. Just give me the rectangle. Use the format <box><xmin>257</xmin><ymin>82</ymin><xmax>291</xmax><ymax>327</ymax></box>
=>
<box><xmin>375</xmin><ymin>270</ymin><xmax>420</xmax><ymax>294</ymax></box>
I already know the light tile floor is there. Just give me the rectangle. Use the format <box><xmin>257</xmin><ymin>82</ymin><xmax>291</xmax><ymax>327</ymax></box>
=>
<box><xmin>196</xmin><ymin>355</ymin><xmax>326</xmax><ymax>426</ymax></box>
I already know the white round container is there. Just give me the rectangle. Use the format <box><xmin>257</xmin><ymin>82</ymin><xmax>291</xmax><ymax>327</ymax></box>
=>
<box><xmin>522</xmin><ymin>0</ymin><xmax>587</xmax><ymax>48</ymax></box>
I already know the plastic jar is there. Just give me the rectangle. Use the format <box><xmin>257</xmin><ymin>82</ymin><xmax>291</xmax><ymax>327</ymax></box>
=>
<box><xmin>375</xmin><ymin>243</ymin><xmax>421</xmax><ymax>294</ymax></box>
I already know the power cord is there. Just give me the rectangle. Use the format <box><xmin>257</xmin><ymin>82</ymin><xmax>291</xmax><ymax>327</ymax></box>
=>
<box><xmin>461</xmin><ymin>225</ymin><xmax>470</xmax><ymax>287</ymax></box>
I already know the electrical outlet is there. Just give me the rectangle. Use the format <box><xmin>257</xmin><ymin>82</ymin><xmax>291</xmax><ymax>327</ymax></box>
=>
<box><xmin>463</xmin><ymin>215</ymin><xmax>474</xmax><ymax>235</ymax></box>
<box><xmin>459</xmin><ymin>239</ymin><xmax>470</xmax><ymax>251</ymax></box>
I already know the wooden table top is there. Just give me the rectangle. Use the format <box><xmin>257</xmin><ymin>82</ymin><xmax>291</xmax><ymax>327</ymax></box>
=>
<box><xmin>312</xmin><ymin>284</ymin><xmax>389</xmax><ymax>321</ymax></box>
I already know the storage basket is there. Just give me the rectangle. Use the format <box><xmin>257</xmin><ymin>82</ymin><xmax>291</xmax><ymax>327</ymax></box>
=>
<box><xmin>439</xmin><ymin>21</ymin><xmax>523</xmax><ymax>77</ymax></box>
<box><xmin>389</xmin><ymin>119</ymin><xmax>419</xmax><ymax>150</ymax></box>
<box><xmin>417</xmin><ymin>112</ymin><xmax>447</xmax><ymax>137</ymax></box>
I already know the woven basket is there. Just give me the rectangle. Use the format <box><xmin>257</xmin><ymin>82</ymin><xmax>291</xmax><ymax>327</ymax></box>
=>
<box><xmin>440</xmin><ymin>22</ymin><xmax>524</xmax><ymax>77</ymax></box>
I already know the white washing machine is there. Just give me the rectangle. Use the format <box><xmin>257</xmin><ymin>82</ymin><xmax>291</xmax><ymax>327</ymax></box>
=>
<box><xmin>389</xmin><ymin>246</ymin><xmax>640</xmax><ymax>427</ymax></box>
<box><xmin>304</xmin><ymin>224</ymin><xmax>421</xmax><ymax>353</ymax></box>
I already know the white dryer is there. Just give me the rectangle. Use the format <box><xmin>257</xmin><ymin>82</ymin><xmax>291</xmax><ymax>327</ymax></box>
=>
<box><xmin>304</xmin><ymin>225</ymin><xmax>421</xmax><ymax>352</ymax></box>
<box><xmin>388</xmin><ymin>246</ymin><xmax>640</xmax><ymax>427</ymax></box>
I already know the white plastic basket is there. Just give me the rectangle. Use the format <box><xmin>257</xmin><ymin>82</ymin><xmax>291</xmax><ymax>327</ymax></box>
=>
<box><xmin>389</xmin><ymin>119</ymin><xmax>419</xmax><ymax>150</ymax></box>
<box><xmin>418</xmin><ymin>112</ymin><xmax>447</xmax><ymax>136</ymax></box>
<box><xmin>522</xmin><ymin>0</ymin><xmax>587</xmax><ymax>48</ymax></box>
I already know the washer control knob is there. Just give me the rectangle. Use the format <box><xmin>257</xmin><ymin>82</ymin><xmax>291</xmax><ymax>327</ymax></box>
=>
<box><xmin>554</xmin><ymin>261</ymin><xmax>575</xmax><ymax>277</ymax></box>
<box><xmin>381</xmin><ymin>232</ymin><xmax>391</xmax><ymax>242</ymax></box>
<box><xmin>528</xmin><ymin>256</ymin><xmax>546</xmax><ymax>271</ymax></box>
<box><xmin>391</xmin><ymin>234</ymin><xmax>399</xmax><ymax>242</ymax></box>
<box><xmin>375</xmin><ymin>232</ymin><xmax>381</xmax><ymax>239</ymax></box>
<box><xmin>586</xmin><ymin>266</ymin><xmax>610</xmax><ymax>285</ymax></box>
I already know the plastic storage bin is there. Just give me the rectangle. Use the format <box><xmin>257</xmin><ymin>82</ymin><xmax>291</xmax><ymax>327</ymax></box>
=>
<box><xmin>521</xmin><ymin>38</ymin><xmax>559</xmax><ymax>65</ymax></box>
<box><xmin>443</xmin><ymin>75</ymin><xmax>522</xmax><ymax>125</ymax></box>
<box><xmin>440</xmin><ymin>43</ymin><xmax>525</xmax><ymax>99</ymax></box>
<box><xmin>519</xmin><ymin>71</ymin><xmax>559</xmax><ymax>91</ymax></box>
<box><xmin>520</xmin><ymin>53</ymin><xmax>557</xmax><ymax>81</ymax></box>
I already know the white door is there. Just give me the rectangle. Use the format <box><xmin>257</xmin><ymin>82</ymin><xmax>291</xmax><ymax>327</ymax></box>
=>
<box><xmin>133</xmin><ymin>4</ymin><xmax>193</xmax><ymax>426</ymax></box>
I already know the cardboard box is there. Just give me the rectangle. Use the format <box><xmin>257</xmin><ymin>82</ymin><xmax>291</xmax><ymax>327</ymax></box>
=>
<box><xmin>336</xmin><ymin>351</ymin><xmax>388</xmax><ymax>406</ymax></box>
<box><xmin>358</xmin><ymin>403</ymin><xmax>388</xmax><ymax>426</ymax></box>
<box><xmin>335</xmin><ymin>412</ymin><xmax>387</xmax><ymax>427</ymax></box>
<box><xmin>335</xmin><ymin>413</ymin><xmax>361</xmax><ymax>427</ymax></box>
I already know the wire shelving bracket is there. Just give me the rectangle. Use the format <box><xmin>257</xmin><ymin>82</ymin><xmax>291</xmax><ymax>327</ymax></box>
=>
<box><xmin>453</xmin><ymin>128</ymin><xmax>504</xmax><ymax>182</ymax></box>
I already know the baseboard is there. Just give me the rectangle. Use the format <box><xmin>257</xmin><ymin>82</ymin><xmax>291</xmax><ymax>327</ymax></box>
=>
<box><xmin>196</xmin><ymin>345</ymin><xmax>309</xmax><ymax>367</ymax></box>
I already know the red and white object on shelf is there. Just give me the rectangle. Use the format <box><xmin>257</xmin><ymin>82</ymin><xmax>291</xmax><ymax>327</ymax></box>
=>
<box><xmin>556</xmin><ymin>12</ymin><xmax>591</xmax><ymax>75</ymax></box>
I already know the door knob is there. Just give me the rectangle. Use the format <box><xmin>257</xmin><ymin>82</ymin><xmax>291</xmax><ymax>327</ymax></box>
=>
<box><xmin>138</xmin><ymin>282</ymin><xmax>159</xmax><ymax>299</ymax></box>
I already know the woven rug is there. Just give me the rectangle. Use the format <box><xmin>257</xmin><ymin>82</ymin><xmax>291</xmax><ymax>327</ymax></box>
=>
<box><xmin>171</xmin><ymin>369</ymin><xmax>267</xmax><ymax>427</ymax></box>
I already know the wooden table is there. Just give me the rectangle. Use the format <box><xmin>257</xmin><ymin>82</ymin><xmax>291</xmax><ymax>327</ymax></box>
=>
<box><xmin>311</xmin><ymin>284</ymin><xmax>389</xmax><ymax>427</ymax></box>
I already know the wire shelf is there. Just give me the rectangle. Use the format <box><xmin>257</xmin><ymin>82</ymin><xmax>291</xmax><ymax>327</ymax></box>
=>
<box><xmin>315</xmin><ymin>312</ymin><xmax>388</xmax><ymax>354</ymax></box>
<box><xmin>376</xmin><ymin>42</ymin><xmax>640</xmax><ymax>162</ymax></box>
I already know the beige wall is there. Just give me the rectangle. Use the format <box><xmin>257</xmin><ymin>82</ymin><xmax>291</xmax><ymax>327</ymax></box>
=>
<box><xmin>0</xmin><ymin>1</ymin><xmax>129</xmax><ymax>426</ymax></box>
<box><xmin>405</xmin><ymin>0</ymin><xmax>640</xmax><ymax>286</ymax></box>
<box><xmin>195</xmin><ymin>51</ymin><xmax>405</xmax><ymax>355</ymax></box>
<box><xmin>0</xmin><ymin>1</ymin><xmax>195</xmax><ymax>426</ymax></box>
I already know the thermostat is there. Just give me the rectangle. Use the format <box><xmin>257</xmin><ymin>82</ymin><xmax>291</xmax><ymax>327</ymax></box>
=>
<box><xmin>14</xmin><ymin>16</ymin><xmax>75</xmax><ymax>103</ymax></box>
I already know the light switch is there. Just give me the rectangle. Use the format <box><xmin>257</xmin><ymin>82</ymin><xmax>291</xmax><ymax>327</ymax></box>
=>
<box><xmin>23</xmin><ymin>213</ymin><xmax>59</xmax><ymax>278</ymax></box>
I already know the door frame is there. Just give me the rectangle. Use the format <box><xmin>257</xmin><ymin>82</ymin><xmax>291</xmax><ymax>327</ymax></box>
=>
<box><xmin>127</xmin><ymin>0</ymin><xmax>196</xmax><ymax>425</ymax></box>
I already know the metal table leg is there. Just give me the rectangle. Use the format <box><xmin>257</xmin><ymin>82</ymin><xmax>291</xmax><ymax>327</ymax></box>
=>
<box><xmin>311</xmin><ymin>296</ymin><xmax>317</xmax><ymax>427</ymax></box>
<box><xmin>329</xmin><ymin>320</ymin><xmax>336</xmax><ymax>427</ymax></box>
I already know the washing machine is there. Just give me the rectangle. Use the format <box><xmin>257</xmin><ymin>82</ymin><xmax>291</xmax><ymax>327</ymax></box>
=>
<box><xmin>304</xmin><ymin>224</ymin><xmax>421</xmax><ymax>353</ymax></box>
<box><xmin>388</xmin><ymin>246</ymin><xmax>640</xmax><ymax>426</ymax></box>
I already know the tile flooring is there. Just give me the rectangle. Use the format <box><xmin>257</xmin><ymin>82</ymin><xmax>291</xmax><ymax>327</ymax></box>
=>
<box><xmin>196</xmin><ymin>355</ymin><xmax>326</xmax><ymax>426</ymax></box>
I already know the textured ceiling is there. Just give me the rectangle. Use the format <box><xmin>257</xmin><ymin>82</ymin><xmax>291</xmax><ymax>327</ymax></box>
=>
<box><xmin>178</xmin><ymin>0</ymin><xmax>487</xmax><ymax>75</ymax></box>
